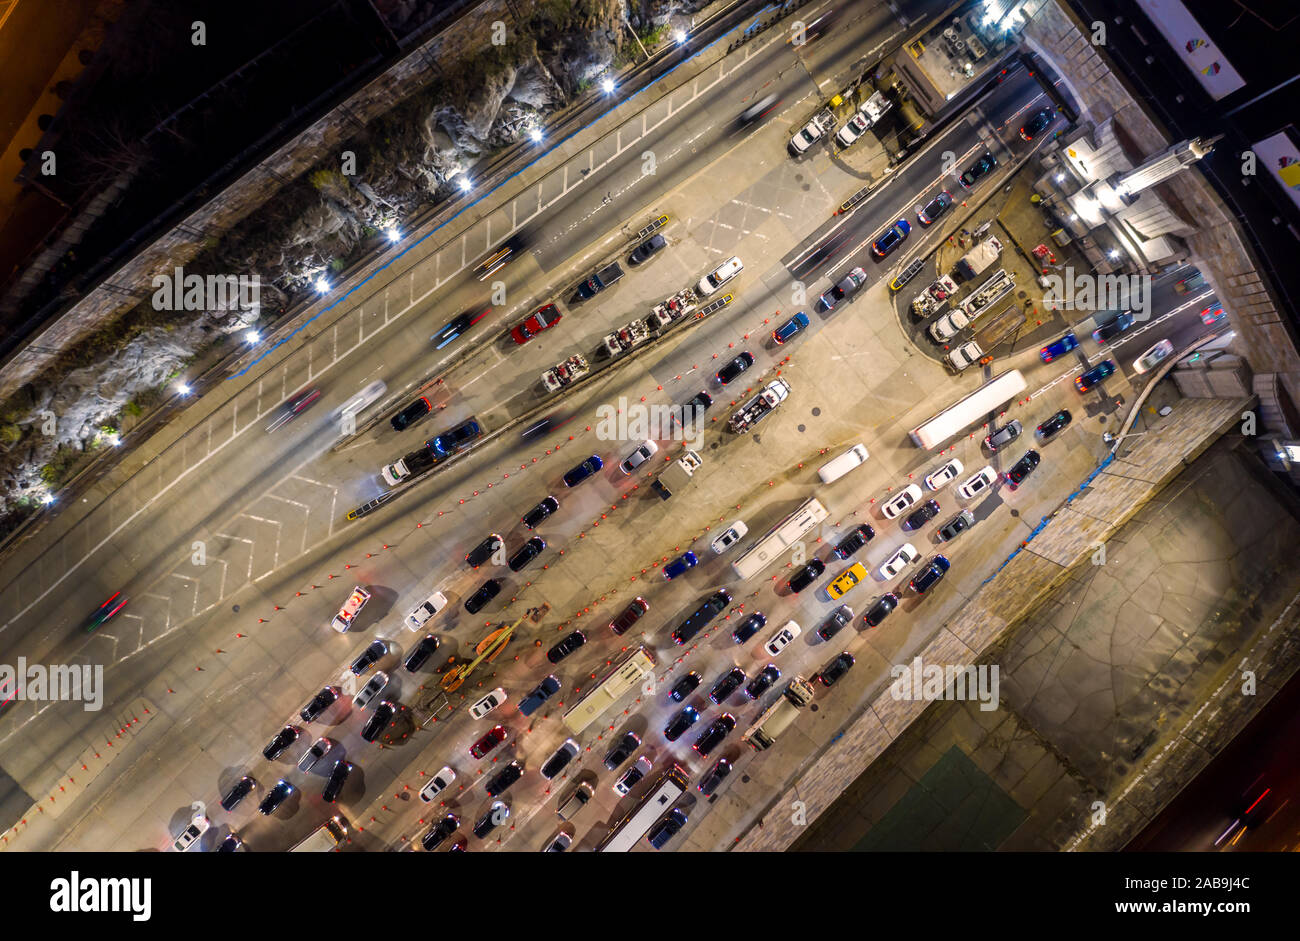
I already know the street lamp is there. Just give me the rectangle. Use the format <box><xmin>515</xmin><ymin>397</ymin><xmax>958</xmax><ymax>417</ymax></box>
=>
<box><xmin>457</xmin><ymin>175</ymin><xmax>472</xmax><ymax>193</ymax></box>
<box><xmin>384</xmin><ymin>225</ymin><xmax>401</xmax><ymax>243</ymax></box>
<box><xmin>674</xmin><ymin>29</ymin><xmax>687</xmax><ymax>44</ymax></box>
<box><xmin>177</xmin><ymin>382</ymin><xmax>191</xmax><ymax>396</ymax></box>
<box><xmin>244</xmin><ymin>329</ymin><xmax>260</xmax><ymax>344</ymax></box>
<box><xmin>314</xmin><ymin>277</ymin><xmax>330</xmax><ymax>294</ymax></box>
<box><xmin>600</xmin><ymin>77</ymin><xmax>615</xmax><ymax>94</ymax></box>
<box><xmin>529</xmin><ymin>127</ymin><xmax>543</xmax><ymax>143</ymax></box>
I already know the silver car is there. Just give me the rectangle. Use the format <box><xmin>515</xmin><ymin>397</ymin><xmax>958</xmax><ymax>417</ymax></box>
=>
<box><xmin>297</xmin><ymin>737</ymin><xmax>334</xmax><ymax>773</ymax></box>
<box><xmin>353</xmin><ymin>671</ymin><xmax>390</xmax><ymax>710</ymax></box>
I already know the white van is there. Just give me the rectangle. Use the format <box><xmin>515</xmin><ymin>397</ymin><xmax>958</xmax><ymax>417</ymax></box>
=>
<box><xmin>698</xmin><ymin>256</ymin><xmax>743</xmax><ymax>295</ymax></box>
<box><xmin>336</xmin><ymin>379</ymin><xmax>387</xmax><ymax>421</ymax></box>
<box><xmin>818</xmin><ymin>443</ymin><xmax>869</xmax><ymax>484</ymax></box>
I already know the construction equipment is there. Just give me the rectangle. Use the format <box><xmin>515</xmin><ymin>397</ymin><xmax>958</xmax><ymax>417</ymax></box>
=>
<box><xmin>541</xmin><ymin>354</ymin><xmax>589</xmax><ymax>393</ymax></box>
<box><xmin>440</xmin><ymin>614</ymin><xmax>530</xmax><ymax>694</ymax></box>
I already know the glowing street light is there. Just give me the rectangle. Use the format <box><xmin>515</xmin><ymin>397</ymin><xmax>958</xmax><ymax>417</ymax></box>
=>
<box><xmin>314</xmin><ymin>276</ymin><xmax>330</xmax><ymax>294</ymax></box>
<box><xmin>457</xmin><ymin>176</ymin><xmax>472</xmax><ymax>193</ymax></box>
<box><xmin>244</xmin><ymin>329</ymin><xmax>260</xmax><ymax>344</ymax></box>
<box><xmin>42</xmin><ymin>493</ymin><xmax>55</xmax><ymax>505</ymax></box>
<box><xmin>384</xmin><ymin>225</ymin><xmax>401</xmax><ymax>243</ymax></box>
<box><xmin>674</xmin><ymin>29</ymin><xmax>687</xmax><ymax>44</ymax></box>
<box><xmin>529</xmin><ymin>127</ymin><xmax>543</xmax><ymax>144</ymax></box>
<box><xmin>600</xmin><ymin>77</ymin><xmax>615</xmax><ymax>94</ymax></box>
<box><xmin>176</xmin><ymin>382</ymin><xmax>191</xmax><ymax>396</ymax></box>
<box><xmin>1107</xmin><ymin>249</ymin><xmax>1120</xmax><ymax>260</ymax></box>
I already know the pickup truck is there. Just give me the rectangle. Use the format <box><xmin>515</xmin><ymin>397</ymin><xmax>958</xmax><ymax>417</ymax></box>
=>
<box><xmin>741</xmin><ymin>677</ymin><xmax>815</xmax><ymax>750</ymax></box>
<box><xmin>954</xmin><ymin>236</ymin><xmax>1003</xmax><ymax>281</ymax></box>
<box><xmin>380</xmin><ymin>447</ymin><xmax>437</xmax><ymax>486</ymax></box>
<box><xmin>650</xmin><ymin>450</ymin><xmax>702</xmax><ymax>500</ymax></box>
<box><xmin>542</xmin><ymin>354</ymin><xmax>589</xmax><ymax>392</ymax></box>
<box><xmin>646</xmin><ymin>288</ymin><xmax>700</xmax><ymax>332</ymax></box>
<box><xmin>945</xmin><ymin>305</ymin><xmax>1027</xmax><ymax>371</ymax></box>
<box><xmin>603</xmin><ymin>319</ymin><xmax>650</xmax><ymax>357</ymax></box>
<box><xmin>576</xmin><ymin>262</ymin><xmax>624</xmax><ymax>299</ymax></box>
<box><xmin>729</xmin><ymin>378</ymin><xmax>791</xmax><ymax>433</ymax></box>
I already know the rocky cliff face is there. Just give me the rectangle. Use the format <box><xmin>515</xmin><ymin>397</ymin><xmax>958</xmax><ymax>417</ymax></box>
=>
<box><xmin>0</xmin><ymin>0</ymin><xmax>701</xmax><ymax>528</ymax></box>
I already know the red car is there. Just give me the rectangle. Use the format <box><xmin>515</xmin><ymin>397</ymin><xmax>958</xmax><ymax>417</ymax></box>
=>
<box><xmin>609</xmin><ymin>597</ymin><xmax>650</xmax><ymax>635</ymax></box>
<box><xmin>470</xmin><ymin>725</ymin><xmax>508</xmax><ymax>759</ymax></box>
<box><xmin>511</xmin><ymin>304</ymin><xmax>562</xmax><ymax>344</ymax></box>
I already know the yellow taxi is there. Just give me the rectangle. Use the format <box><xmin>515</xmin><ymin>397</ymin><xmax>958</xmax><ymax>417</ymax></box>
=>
<box><xmin>827</xmin><ymin>563</ymin><xmax>868</xmax><ymax>600</ymax></box>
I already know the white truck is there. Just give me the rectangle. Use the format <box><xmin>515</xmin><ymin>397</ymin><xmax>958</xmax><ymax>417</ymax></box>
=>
<box><xmin>741</xmin><ymin>677</ymin><xmax>816</xmax><ymax>750</ymax></box>
<box><xmin>914</xmin><ymin>273</ymin><xmax>960</xmax><ymax>321</ymax></box>
<box><xmin>646</xmin><ymin>288</ymin><xmax>700</xmax><ymax>332</ymax></box>
<box><xmin>541</xmin><ymin>354</ymin><xmax>589</xmax><ymax>392</ymax></box>
<box><xmin>291</xmin><ymin>816</ymin><xmax>348</xmax><ymax>852</ymax></box>
<box><xmin>602</xmin><ymin>319</ymin><xmax>650</xmax><ymax>357</ymax></box>
<box><xmin>959</xmin><ymin>268</ymin><xmax>1016</xmax><ymax>322</ymax></box>
<box><xmin>729</xmin><ymin>378</ymin><xmax>791</xmax><ymax>433</ymax></box>
<box><xmin>954</xmin><ymin>235</ymin><xmax>1003</xmax><ymax>281</ymax></box>
<box><xmin>945</xmin><ymin>305</ymin><xmax>1027</xmax><ymax>371</ymax></box>
<box><xmin>380</xmin><ymin>446</ymin><xmax>437</xmax><ymax>486</ymax></box>
<box><xmin>858</xmin><ymin>89</ymin><xmax>892</xmax><ymax>125</ymax></box>
<box><xmin>650</xmin><ymin>450</ymin><xmax>702</xmax><ymax>500</ymax></box>
<box><xmin>928</xmin><ymin>307</ymin><xmax>970</xmax><ymax>342</ymax></box>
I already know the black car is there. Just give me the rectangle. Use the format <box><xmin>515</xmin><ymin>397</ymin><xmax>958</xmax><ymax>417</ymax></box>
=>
<box><xmin>647</xmin><ymin>808</ymin><xmax>687</xmax><ymax>849</ymax></box>
<box><xmin>787</xmin><ymin>559</ymin><xmax>825</xmax><ymax>593</ymax></box>
<box><xmin>1020</xmin><ymin>107</ymin><xmax>1055</xmax><ymax>141</ymax></box>
<box><xmin>390</xmin><ymin>396</ymin><xmax>431</xmax><ymax>431</ymax></box>
<box><xmin>562</xmin><ymin>455</ymin><xmax>603</xmax><ymax>488</ymax></box>
<box><xmin>732</xmin><ymin>612</ymin><xmax>766</xmax><ymax>644</ymax></box>
<box><xmin>428</xmin><ymin>418</ymin><xmax>482</xmax><ymax>458</ymax></box>
<box><xmin>937</xmin><ymin>510</ymin><xmax>975</xmax><ymax>543</ymax></box>
<box><xmin>629</xmin><ymin>233</ymin><xmax>667</xmax><ymax>265</ymax></box>
<box><xmin>431</xmin><ymin>309</ymin><xmax>488</xmax><ymax>349</ymax></box>
<box><xmin>258</xmin><ymin>779</ymin><xmax>294</xmax><ymax>816</ymax></box>
<box><xmin>547</xmin><ymin>630</ymin><xmax>587</xmax><ymax>664</ymax></box>
<box><xmin>671</xmin><ymin>589</ymin><xmax>732</xmax><ymax>645</ymax></box>
<box><xmin>669</xmin><ymin>672</ymin><xmax>701</xmax><ymax>702</ymax></box>
<box><xmin>863</xmin><ymin>593</ymin><xmax>898</xmax><ymax>627</ymax></box>
<box><xmin>519</xmin><ymin>675</ymin><xmax>561</xmax><ymax>716</ymax></box>
<box><xmin>1036</xmin><ymin>409</ymin><xmax>1072</xmax><ymax>440</ymax></box>
<box><xmin>522</xmin><ymin>495</ymin><xmax>559</xmax><ymax>529</ymax></box>
<box><xmin>959</xmin><ymin>152</ymin><xmax>996</xmax><ymax>188</ymax></box>
<box><xmin>262</xmin><ymin>725</ymin><xmax>300</xmax><ymax>761</ymax></box>
<box><xmin>422</xmin><ymin>814</ymin><xmax>460</xmax><ymax>851</ymax></box>
<box><xmin>1005</xmin><ymin>450</ymin><xmax>1041</xmax><ymax>489</ymax></box>
<box><xmin>693</xmin><ymin>714</ymin><xmax>736</xmax><ymax>756</ymax></box>
<box><xmin>299</xmin><ymin>687</ymin><xmax>339</xmax><ymax>723</ymax></box>
<box><xmin>909</xmin><ymin>556</ymin><xmax>951</xmax><ymax>594</ymax></box>
<box><xmin>664</xmin><ymin>705</ymin><xmax>700</xmax><ymax>741</ymax></box>
<box><xmin>220</xmin><ymin>776</ymin><xmax>257</xmax><ymax>812</ymax></box>
<box><xmin>507</xmin><ymin>536</ymin><xmax>546</xmax><ymax>572</ymax></box>
<box><xmin>610</xmin><ymin>597</ymin><xmax>650</xmax><ymax>635</ymax></box>
<box><xmin>745</xmin><ymin>665</ymin><xmax>781</xmax><ymax>700</ymax></box>
<box><xmin>404</xmin><ymin>634</ymin><xmax>440</xmax><ymax>673</ymax></box>
<box><xmin>217</xmin><ymin>834</ymin><xmax>243</xmax><ymax>852</ymax></box>
<box><xmin>709</xmin><ymin>668</ymin><xmax>746</xmax><ymax>704</ymax></box>
<box><xmin>466</xmin><ymin>533</ymin><xmax>503</xmax><ymax>567</ymax></box>
<box><xmin>816</xmin><ymin>605</ymin><xmax>853</xmax><ymax>642</ymax></box>
<box><xmin>603</xmin><ymin>731</ymin><xmax>642</xmax><ymax>770</ymax></box>
<box><xmin>465</xmin><ymin>579</ymin><xmax>502</xmax><ymax>614</ymax></box>
<box><xmin>833</xmin><ymin>524</ymin><xmax>875</xmax><ymax>559</ymax></box>
<box><xmin>817</xmin><ymin>652</ymin><xmax>855</xmax><ymax>687</ymax></box>
<box><xmin>322</xmin><ymin>760</ymin><xmax>352</xmax><ymax>803</ymax></box>
<box><xmin>698</xmin><ymin>758</ymin><xmax>732</xmax><ymax>796</ymax></box>
<box><xmin>541</xmin><ymin>741</ymin><xmax>578</xmax><ymax>779</ymax></box>
<box><xmin>360</xmin><ymin>701</ymin><xmax>395</xmax><ymax>743</ymax></box>
<box><xmin>485</xmin><ymin>760</ymin><xmax>524</xmax><ymax>797</ymax></box>
<box><xmin>985</xmin><ymin>420</ymin><xmax>1022</xmax><ymax>452</ymax></box>
<box><xmin>716</xmin><ymin>351</ymin><xmax>755</xmax><ymax>384</ymax></box>
<box><xmin>682</xmin><ymin>391</ymin><xmax>712</xmax><ymax>424</ymax></box>
<box><xmin>903</xmin><ymin>500</ymin><xmax>941</xmax><ymax>532</ymax></box>
<box><xmin>473</xmin><ymin>801</ymin><xmax>509</xmax><ymax>839</ymax></box>
<box><xmin>350</xmin><ymin>639</ymin><xmax>388</xmax><ymax>676</ymax></box>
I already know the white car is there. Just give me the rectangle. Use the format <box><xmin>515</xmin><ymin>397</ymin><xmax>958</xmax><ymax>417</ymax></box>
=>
<box><xmin>469</xmin><ymin>687</ymin><xmax>508</xmax><ymax>720</ymax></box>
<box><xmin>881</xmin><ymin>484</ymin><xmax>923</xmax><ymax>519</ymax></box>
<box><xmin>711</xmin><ymin>520</ymin><xmax>748</xmax><ymax>554</ymax></box>
<box><xmin>614</xmin><ymin>755</ymin><xmax>653</xmax><ymax>795</ymax></box>
<box><xmin>789</xmin><ymin>118</ymin><xmax>825</xmax><ymax>154</ymax></box>
<box><xmin>404</xmin><ymin>589</ymin><xmax>448</xmax><ymax>632</ymax></box>
<box><xmin>764</xmin><ymin>621</ymin><xmax>802</xmax><ymax>657</ymax></box>
<box><xmin>835</xmin><ymin>112</ymin><xmax>871</xmax><ymax>148</ymax></box>
<box><xmin>956</xmin><ymin>466</ymin><xmax>998</xmax><ymax>501</ymax></box>
<box><xmin>879</xmin><ymin>544</ymin><xmax>919</xmax><ymax>580</ymax></box>
<box><xmin>1133</xmin><ymin>338</ymin><xmax>1174</xmax><ymax>374</ymax></box>
<box><xmin>924</xmin><ymin>459</ymin><xmax>964</xmax><ymax>491</ymax></box>
<box><xmin>353</xmin><ymin>671</ymin><xmax>389</xmax><ymax>710</ymax></box>
<box><xmin>298</xmin><ymin>736</ymin><xmax>335</xmax><ymax>772</ymax></box>
<box><xmin>619</xmin><ymin>439</ymin><xmax>659</xmax><ymax>475</ymax></box>
<box><xmin>331</xmin><ymin>585</ymin><xmax>371</xmax><ymax>633</ymax></box>
<box><xmin>419</xmin><ymin>766</ymin><xmax>457</xmax><ymax>803</ymax></box>
<box><xmin>172</xmin><ymin>814</ymin><xmax>210</xmax><ymax>852</ymax></box>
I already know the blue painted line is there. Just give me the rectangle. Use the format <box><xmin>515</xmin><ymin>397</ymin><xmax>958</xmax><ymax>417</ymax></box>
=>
<box><xmin>229</xmin><ymin>15</ymin><xmax>750</xmax><ymax>381</ymax></box>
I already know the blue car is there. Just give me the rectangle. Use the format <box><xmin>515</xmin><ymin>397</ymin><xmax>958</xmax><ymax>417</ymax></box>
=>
<box><xmin>518</xmin><ymin>674</ymin><xmax>561</xmax><ymax>716</ymax></box>
<box><xmin>427</xmin><ymin>419</ymin><xmax>481</xmax><ymax>457</ymax></box>
<box><xmin>664</xmin><ymin>551</ymin><xmax>698</xmax><ymax>580</ymax></box>
<box><xmin>872</xmin><ymin>218</ymin><xmax>911</xmax><ymax>257</ymax></box>
<box><xmin>1075</xmin><ymin>360</ymin><xmax>1116</xmax><ymax>392</ymax></box>
<box><xmin>562</xmin><ymin>455</ymin><xmax>603</xmax><ymax>487</ymax></box>
<box><xmin>772</xmin><ymin>311</ymin><xmax>810</xmax><ymax>345</ymax></box>
<box><xmin>909</xmin><ymin>555</ymin><xmax>950</xmax><ymax>594</ymax></box>
<box><xmin>1039</xmin><ymin>331</ymin><xmax>1078</xmax><ymax>363</ymax></box>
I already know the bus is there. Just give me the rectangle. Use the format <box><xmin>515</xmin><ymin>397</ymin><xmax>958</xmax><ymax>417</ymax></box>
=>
<box><xmin>597</xmin><ymin>765</ymin><xmax>690</xmax><ymax>852</ymax></box>
<box><xmin>562</xmin><ymin>646</ymin><xmax>655</xmax><ymax>734</ymax></box>
<box><xmin>730</xmin><ymin>498</ymin><xmax>829</xmax><ymax>580</ymax></box>
<box><xmin>909</xmin><ymin>370</ymin><xmax>1026</xmax><ymax>450</ymax></box>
